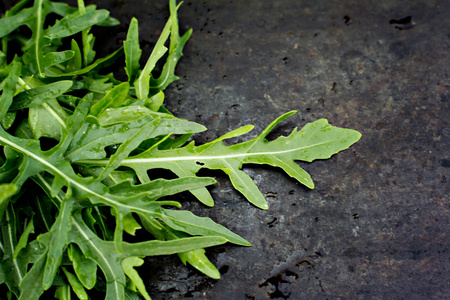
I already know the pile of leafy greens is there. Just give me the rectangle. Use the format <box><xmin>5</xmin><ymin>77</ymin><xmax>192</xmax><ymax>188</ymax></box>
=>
<box><xmin>0</xmin><ymin>0</ymin><xmax>361</xmax><ymax>299</ymax></box>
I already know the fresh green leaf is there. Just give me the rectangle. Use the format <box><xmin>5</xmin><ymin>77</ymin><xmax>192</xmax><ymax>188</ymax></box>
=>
<box><xmin>0</xmin><ymin>6</ymin><xmax>35</xmax><ymax>38</ymax></box>
<box><xmin>82</xmin><ymin>32</ymin><xmax>96</xmax><ymax>66</ymax></box>
<box><xmin>24</xmin><ymin>0</ymin><xmax>50</xmax><ymax>78</ymax></box>
<box><xmin>0</xmin><ymin>183</ymin><xmax>17</xmax><ymax>222</ymax></box>
<box><xmin>46</xmin><ymin>47</ymin><xmax>124</xmax><ymax>77</ymax></box>
<box><xmin>121</xmin><ymin>257</ymin><xmax>152</xmax><ymax>300</ymax></box>
<box><xmin>41</xmin><ymin>50</ymin><xmax>75</xmax><ymax>73</ymax></box>
<box><xmin>90</xmin><ymin>82</ymin><xmax>130</xmax><ymax>116</ymax></box>
<box><xmin>18</xmin><ymin>250</ymin><xmax>47</xmax><ymax>300</ymax></box>
<box><xmin>13</xmin><ymin>217</ymin><xmax>34</xmax><ymax>259</ymax></box>
<box><xmin>1</xmin><ymin>112</ymin><xmax>16</xmax><ymax>130</ymax></box>
<box><xmin>150</xmin><ymin>0</ymin><xmax>192</xmax><ymax>93</ymax></box>
<box><xmin>83</xmin><ymin>111</ymin><xmax>361</xmax><ymax>209</ymax></box>
<box><xmin>54</xmin><ymin>285</ymin><xmax>71</xmax><ymax>300</ymax></box>
<box><xmin>62</xmin><ymin>267</ymin><xmax>89</xmax><ymax>300</ymax></box>
<box><xmin>28</xmin><ymin>98</ymin><xmax>69</xmax><ymax>140</ymax></box>
<box><xmin>160</xmin><ymin>208</ymin><xmax>251</xmax><ymax>246</ymax></box>
<box><xmin>11</xmin><ymin>80</ymin><xmax>73</xmax><ymax>110</ymax></box>
<box><xmin>43</xmin><ymin>9</ymin><xmax>110</xmax><ymax>40</ymax></box>
<box><xmin>69</xmin><ymin>211</ymin><xmax>227</xmax><ymax>299</ymax></box>
<box><xmin>66</xmin><ymin>113</ymin><xmax>206</xmax><ymax>162</ymax></box>
<box><xmin>1</xmin><ymin>206</ymin><xmax>27</xmax><ymax>298</ymax></box>
<box><xmin>134</xmin><ymin>4</ymin><xmax>177</xmax><ymax>100</ymax></box>
<box><xmin>43</xmin><ymin>197</ymin><xmax>74</xmax><ymax>289</ymax></box>
<box><xmin>139</xmin><ymin>218</ymin><xmax>221</xmax><ymax>278</ymax></box>
<box><xmin>79</xmin><ymin>75</ymin><xmax>113</xmax><ymax>94</ymax></box>
<box><xmin>0</xmin><ymin>61</ymin><xmax>21</xmax><ymax>120</ymax></box>
<box><xmin>124</xmin><ymin>17</ymin><xmax>141</xmax><ymax>83</ymax></box>
<box><xmin>68</xmin><ymin>244</ymin><xmax>97</xmax><ymax>290</ymax></box>
<box><xmin>178</xmin><ymin>248</ymin><xmax>220</xmax><ymax>279</ymax></box>
<box><xmin>123</xmin><ymin>213</ymin><xmax>142</xmax><ymax>236</ymax></box>
<box><xmin>66</xmin><ymin>39</ymin><xmax>82</xmax><ymax>72</ymax></box>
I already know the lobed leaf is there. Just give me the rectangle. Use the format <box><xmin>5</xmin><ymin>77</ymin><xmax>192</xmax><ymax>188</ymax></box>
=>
<box><xmin>43</xmin><ymin>197</ymin><xmax>74</xmax><ymax>289</ymax></box>
<box><xmin>28</xmin><ymin>98</ymin><xmax>69</xmax><ymax>140</ymax></box>
<box><xmin>10</xmin><ymin>80</ymin><xmax>73</xmax><ymax>111</ymax></box>
<box><xmin>0</xmin><ymin>6</ymin><xmax>35</xmax><ymax>39</ymax></box>
<box><xmin>69</xmin><ymin>211</ymin><xmax>227</xmax><ymax>299</ymax></box>
<box><xmin>1</xmin><ymin>206</ymin><xmax>27</xmax><ymax>298</ymax></box>
<box><xmin>159</xmin><ymin>208</ymin><xmax>251</xmax><ymax>246</ymax></box>
<box><xmin>150</xmin><ymin>0</ymin><xmax>193</xmax><ymax>93</ymax></box>
<box><xmin>0</xmin><ymin>61</ymin><xmax>21</xmax><ymax>120</ymax></box>
<box><xmin>66</xmin><ymin>112</ymin><xmax>206</xmax><ymax>162</ymax></box>
<box><xmin>121</xmin><ymin>257</ymin><xmax>152</xmax><ymax>300</ymax></box>
<box><xmin>82</xmin><ymin>111</ymin><xmax>362</xmax><ymax>209</ymax></box>
<box><xmin>18</xmin><ymin>251</ymin><xmax>47</xmax><ymax>300</ymax></box>
<box><xmin>134</xmin><ymin>3</ymin><xmax>179</xmax><ymax>100</ymax></box>
<box><xmin>43</xmin><ymin>9</ymin><xmax>110</xmax><ymax>40</ymax></box>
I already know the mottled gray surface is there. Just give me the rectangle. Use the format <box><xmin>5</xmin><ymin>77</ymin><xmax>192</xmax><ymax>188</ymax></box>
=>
<box><xmin>92</xmin><ymin>0</ymin><xmax>448</xmax><ymax>298</ymax></box>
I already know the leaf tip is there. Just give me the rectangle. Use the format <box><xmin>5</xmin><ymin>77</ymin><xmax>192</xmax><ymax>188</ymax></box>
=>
<box><xmin>306</xmin><ymin>181</ymin><xmax>315</xmax><ymax>189</ymax></box>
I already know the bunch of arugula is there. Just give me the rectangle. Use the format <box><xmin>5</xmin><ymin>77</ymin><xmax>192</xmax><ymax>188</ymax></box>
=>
<box><xmin>0</xmin><ymin>0</ymin><xmax>361</xmax><ymax>299</ymax></box>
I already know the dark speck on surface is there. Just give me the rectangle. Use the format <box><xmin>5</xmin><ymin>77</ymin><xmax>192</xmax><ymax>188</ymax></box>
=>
<box><xmin>440</xmin><ymin>159</ymin><xmax>450</xmax><ymax>168</ymax></box>
<box><xmin>389</xmin><ymin>16</ymin><xmax>416</xmax><ymax>30</ymax></box>
<box><xmin>343</xmin><ymin>15</ymin><xmax>352</xmax><ymax>25</ymax></box>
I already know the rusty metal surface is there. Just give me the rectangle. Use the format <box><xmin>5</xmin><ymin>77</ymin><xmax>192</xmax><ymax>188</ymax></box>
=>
<box><xmin>75</xmin><ymin>0</ymin><xmax>450</xmax><ymax>298</ymax></box>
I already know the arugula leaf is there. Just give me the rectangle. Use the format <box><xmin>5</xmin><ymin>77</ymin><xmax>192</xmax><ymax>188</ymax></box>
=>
<box><xmin>43</xmin><ymin>196</ymin><xmax>74</xmax><ymax>289</ymax></box>
<box><xmin>65</xmin><ymin>113</ymin><xmax>206</xmax><ymax>162</ymax></box>
<box><xmin>68</xmin><ymin>211</ymin><xmax>228</xmax><ymax>299</ymax></box>
<box><xmin>13</xmin><ymin>217</ymin><xmax>34</xmax><ymax>260</ymax></box>
<box><xmin>0</xmin><ymin>183</ymin><xmax>17</xmax><ymax>222</ymax></box>
<box><xmin>179</xmin><ymin>248</ymin><xmax>221</xmax><ymax>279</ymax></box>
<box><xmin>0</xmin><ymin>60</ymin><xmax>21</xmax><ymax>120</ymax></box>
<box><xmin>89</xmin><ymin>82</ymin><xmax>130</xmax><ymax>116</ymax></box>
<box><xmin>0</xmin><ymin>6</ymin><xmax>35</xmax><ymax>39</ymax></box>
<box><xmin>134</xmin><ymin>0</ymin><xmax>189</xmax><ymax>101</ymax></box>
<box><xmin>18</xmin><ymin>249</ymin><xmax>47</xmax><ymax>300</ymax></box>
<box><xmin>150</xmin><ymin>0</ymin><xmax>193</xmax><ymax>93</ymax></box>
<box><xmin>124</xmin><ymin>17</ymin><xmax>142</xmax><ymax>84</ymax></box>
<box><xmin>43</xmin><ymin>9</ymin><xmax>110</xmax><ymax>40</ymax></box>
<box><xmin>10</xmin><ymin>81</ymin><xmax>73</xmax><ymax>111</ymax></box>
<box><xmin>79</xmin><ymin>111</ymin><xmax>361</xmax><ymax>209</ymax></box>
<box><xmin>121</xmin><ymin>257</ymin><xmax>152</xmax><ymax>300</ymax></box>
<box><xmin>61</xmin><ymin>267</ymin><xmax>89</xmax><ymax>300</ymax></box>
<box><xmin>67</xmin><ymin>244</ymin><xmax>97</xmax><ymax>290</ymax></box>
<box><xmin>66</xmin><ymin>39</ymin><xmax>82</xmax><ymax>72</ymax></box>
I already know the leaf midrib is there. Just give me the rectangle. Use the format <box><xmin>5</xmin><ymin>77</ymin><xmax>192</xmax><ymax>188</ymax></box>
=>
<box><xmin>77</xmin><ymin>138</ymin><xmax>341</xmax><ymax>165</ymax></box>
<box><xmin>6</xmin><ymin>210</ymin><xmax>24</xmax><ymax>282</ymax></box>
<box><xmin>35</xmin><ymin>0</ymin><xmax>44</xmax><ymax>77</ymax></box>
<box><xmin>71</xmin><ymin>219</ymin><xmax>121</xmax><ymax>297</ymax></box>
<box><xmin>37</xmin><ymin>176</ymin><xmax>121</xmax><ymax>296</ymax></box>
<box><xmin>0</xmin><ymin>134</ymin><xmax>152</xmax><ymax>215</ymax></box>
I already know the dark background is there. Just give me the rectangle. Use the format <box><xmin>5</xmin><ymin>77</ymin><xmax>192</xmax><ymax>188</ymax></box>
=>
<box><xmin>89</xmin><ymin>0</ymin><xmax>450</xmax><ymax>299</ymax></box>
<box><xmin>8</xmin><ymin>0</ymin><xmax>450</xmax><ymax>299</ymax></box>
